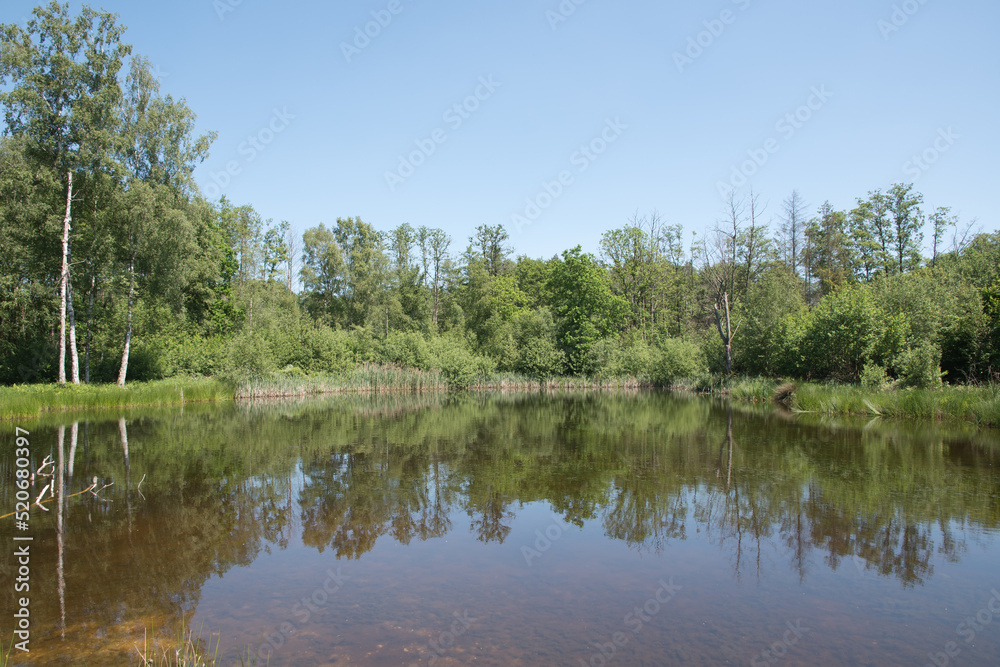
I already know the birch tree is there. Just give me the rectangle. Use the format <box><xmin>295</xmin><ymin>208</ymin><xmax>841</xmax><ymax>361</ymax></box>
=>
<box><xmin>0</xmin><ymin>2</ymin><xmax>130</xmax><ymax>383</ymax></box>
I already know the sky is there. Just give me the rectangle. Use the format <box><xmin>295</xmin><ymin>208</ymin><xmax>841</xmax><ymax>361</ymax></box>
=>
<box><xmin>3</xmin><ymin>0</ymin><xmax>998</xmax><ymax>261</ymax></box>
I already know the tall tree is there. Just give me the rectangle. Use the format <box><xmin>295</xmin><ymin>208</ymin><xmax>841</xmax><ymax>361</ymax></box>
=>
<box><xmin>470</xmin><ymin>224</ymin><xmax>512</xmax><ymax>277</ymax></box>
<box><xmin>1</xmin><ymin>1</ymin><xmax>131</xmax><ymax>383</ymax></box>
<box><xmin>300</xmin><ymin>223</ymin><xmax>345</xmax><ymax>323</ymax></box>
<box><xmin>547</xmin><ymin>246</ymin><xmax>626</xmax><ymax>374</ymax></box>
<box><xmin>807</xmin><ymin>202</ymin><xmax>852</xmax><ymax>297</ymax></box>
<box><xmin>887</xmin><ymin>183</ymin><xmax>923</xmax><ymax>274</ymax></box>
<box><xmin>333</xmin><ymin>217</ymin><xmax>388</xmax><ymax>328</ymax></box>
<box><xmin>779</xmin><ymin>190</ymin><xmax>806</xmax><ymax>276</ymax></box>
<box><xmin>929</xmin><ymin>207</ymin><xmax>957</xmax><ymax>268</ymax></box>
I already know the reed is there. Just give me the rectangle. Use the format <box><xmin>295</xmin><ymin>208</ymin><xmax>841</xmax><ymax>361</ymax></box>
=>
<box><xmin>133</xmin><ymin>623</ymin><xmax>268</xmax><ymax>667</ymax></box>
<box><xmin>0</xmin><ymin>378</ymin><xmax>232</xmax><ymax>420</ymax></box>
<box><xmin>788</xmin><ymin>382</ymin><xmax>1000</xmax><ymax>427</ymax></box>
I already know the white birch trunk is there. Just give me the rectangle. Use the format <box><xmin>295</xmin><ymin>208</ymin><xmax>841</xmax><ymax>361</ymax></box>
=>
<box><xmin>117</xmin><ymin>252</ymin><xmax>135</xmax><ymax>387</ymax></box>
<box><xmin>58</xmin><ymin>171</ymin><xmax>73</xmax><ymax>384</ymax></box>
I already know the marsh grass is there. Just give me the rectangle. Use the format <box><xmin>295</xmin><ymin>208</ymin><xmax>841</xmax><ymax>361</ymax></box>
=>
<box><xmin>0</xmin><ymin>378</ymin><xmax>232</xmax><ymax>420</ymax></box>
<box><xmin>234</xmin><ymin>366</ymin><xmax>651</xmax><ymax>399</ymax></box>
<box><xmin>792</xmin><ymin>382</ymin><xmax>1000</xmax><ymax>427</ymax></box>
<box><xmin>133</xmin><ymin>623</ymin><xmax>268</xmax><ymax>667</ymax></box>
<box><xmin>666</xmin><ymin>374</ymin><xmax>999</xmax><ymax>427</ymax></box>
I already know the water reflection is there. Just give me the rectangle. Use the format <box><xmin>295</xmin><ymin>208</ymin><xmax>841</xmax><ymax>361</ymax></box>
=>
<box><xmin>2</xmin><ymin>392</ymin><xmax>998</xmax><ymax>664</ymax></box>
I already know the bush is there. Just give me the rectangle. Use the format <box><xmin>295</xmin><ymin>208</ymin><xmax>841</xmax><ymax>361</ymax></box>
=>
<box><xmin>438</xmin><ymin>344</ymin><xmax>480</xmax><ymax>389</ymax></box>
<box><xmin>894</xmin><ymin>342</ymin><xmax>944</xmax><ymax>389</ymax></box>
<box><xmin>650</xmin><ymin>338</ymin><xmax>707</xmax><ymax>386</ymax></box>
<box><xmin>860</xmin><ymin>362</ymin><xmax>889</xmax><ymax>391</ymax></box>
<box><xmin>379</xmin><ymin>330</ymin><xmax>432</xmax><ymax>370</ymax></box>
<box><xmin>222</xmin><ymin>332</ymin><xmax>276</xmax><ymax>383</ymax></box>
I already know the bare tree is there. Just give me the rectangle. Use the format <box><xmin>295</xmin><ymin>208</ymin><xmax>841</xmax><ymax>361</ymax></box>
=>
<box><xmin>714</xmin><ymin>292</ymin><xmax>740</xmax><ymax>375</ymax></box>
<box><xmin>286</xmin><ymin>228</ymin><xmax>298</xmax><ymax>292</ymax></box>
<box><xmin>779</xmin><ymin>189</ymin><xmax>806</xmax><ymax>275</ymax></box>
<box><xmin>741</xmin><ymin>189</ymin><xmax>767</xmax><ymax>295</ymax></box>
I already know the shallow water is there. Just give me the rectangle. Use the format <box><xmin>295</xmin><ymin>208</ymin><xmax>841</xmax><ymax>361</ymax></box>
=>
<box><xmin>2</xmin><ymin>391</ymin><xmax>999</xmax><ymax>665</ymax></box>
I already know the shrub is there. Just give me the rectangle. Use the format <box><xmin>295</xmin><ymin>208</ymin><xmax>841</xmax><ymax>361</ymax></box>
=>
<box><xmin>438</xmin><ymin>344</ymin><xmax>480</xmax><ymax>389</ymax></box>
<box><xmin>379</xmin><ymin>330</ymin><xmax>432</xmax><ymax>370</ymax></box>
<box><xmin>651</xmin><ymin>338</ymin><xmax>707</xmax><ymax>386</ymax></box>
<box><xmin>860</xmin><ymin>362</ymin><xmax>890</xmax><ymax>391</ymax></box>
<box><xmin>894</xmin><ymin>342</ymin><xmax>944</xmax><ymax>389</ymax></box>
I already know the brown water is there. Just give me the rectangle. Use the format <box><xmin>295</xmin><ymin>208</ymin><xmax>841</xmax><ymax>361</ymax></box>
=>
<box><xmin>2</xmin><ymin>391</ymin><xmax>999</xmax><ymax>666</ymax></box>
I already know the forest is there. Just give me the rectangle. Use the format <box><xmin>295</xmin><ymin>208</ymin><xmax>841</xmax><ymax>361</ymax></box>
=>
<box><xmin>2</xmin><ymin>3</ymin><xmax>999</xmax><ymax>392</ymax></box>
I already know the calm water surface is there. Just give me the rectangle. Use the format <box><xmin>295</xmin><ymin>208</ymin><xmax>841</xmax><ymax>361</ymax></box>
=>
<box><xmin>1</xmin><ymin>391</ymin><xmax>999</xmax><ymax>666</ymax></box>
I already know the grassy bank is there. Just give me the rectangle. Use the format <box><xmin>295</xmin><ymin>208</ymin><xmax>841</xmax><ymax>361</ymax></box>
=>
<box><xmin>0</xmin><ymin>378</ymin><xmax>233</xmax><ymax>420</ymax></box>
<box><xmin>676</xmin><ymin>375</ymin><xmax>1000</xmax><ymax>428</ymax></box>
<box><xmin>3</xmin><ymin>370</ymin><xmax>997</xmax><ymax>429</ymax></box>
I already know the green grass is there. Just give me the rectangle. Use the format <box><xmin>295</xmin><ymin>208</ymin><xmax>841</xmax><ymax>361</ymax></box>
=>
<box><xmin>790</xmin><ymin>382</ymin><xmax>1000</xmax><ymax>427</ymax></box>
<box><xmin>4</xmin><ymin>370</ymin><xmax>997</xmax><ymax>429</ymax></box>
<box><xmin>673</xmin><ymin>374</ymin><xmax>1000</xmax><ymax>428</ymax></box>
<box><xmin>0</xmin><ymin>377</ymin><xmax>233</xmax><ymax>420</ymax></box>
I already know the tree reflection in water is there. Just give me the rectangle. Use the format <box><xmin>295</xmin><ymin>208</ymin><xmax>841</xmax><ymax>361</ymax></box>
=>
<box><xmin>3</xmin><ymin>392</ymin><xmax>997</xmax><ymax>662</ymax></box>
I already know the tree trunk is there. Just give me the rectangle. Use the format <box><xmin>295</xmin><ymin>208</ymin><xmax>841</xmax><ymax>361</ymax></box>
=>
<box><xmin>117</xmin><ymin>251</ymin><xmax>135</xmax><ymax>387</ymax></box>
<box><xmin>67</xmin><ymin>247</ymin><xmax>80</xmax><ymax>384</ymax></box>
<box><xmin>58</xmin><ymin>171</ymin><xmax>73</xmax><ymax>384</ymax></box>
<box><xmin>714</xmin><ymin>292</ymin><xmax>739</xmax><ymax>376</ymax></box>
<box><xmin>85</xmin><ymin>271</ymin><xmax>95</xmax><ymax>384</ymax></box>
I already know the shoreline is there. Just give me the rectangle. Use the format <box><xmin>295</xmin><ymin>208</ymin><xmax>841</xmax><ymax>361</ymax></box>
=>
<box><xmin>2</xmin><ymin>373</ymin><xmax>997</xmax><ymax>428</ymax></box>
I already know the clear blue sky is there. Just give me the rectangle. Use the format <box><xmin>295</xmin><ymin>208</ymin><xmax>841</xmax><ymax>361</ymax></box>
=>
<box><xmin>4</xmin><ymin>0</ymin><xmax>998</xmax><ymax>260</ymax></box>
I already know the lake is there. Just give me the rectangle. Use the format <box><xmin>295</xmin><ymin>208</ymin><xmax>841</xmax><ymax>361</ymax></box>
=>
<box><xmin>2</xmin><ymin>391</ymin><xmax>999</xmax><ymax>666</ymax></box>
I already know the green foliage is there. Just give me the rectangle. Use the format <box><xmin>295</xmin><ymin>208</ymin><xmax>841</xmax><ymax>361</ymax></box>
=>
<box><xmin>650</xmin><ymin>338</ymin><xmax>707</xmax><ymax>386</ymax></box>
<box><xmin>860</xmin><ymin>362</ymin><xmax>889</xmax><ymax>391</ymax></box>
<box><xmin>0</xmin><ymin>11</ymin><xmax>993</xmax><ymax>399</ymax></box>
<box><xmin>222</xmin><ymin>332</ymin><xmax>276</xmax><ymax>384</ymax></box>
<box><xmin>894</xmin><ymin>342</ymin><xmax>944</xmax><ymax>389</ymax></box>
<box><xmin>379</xmin><ymin>331</ymin><xmax>433</xmax><ymax>371</ymax></box>
<box><xmin>499</xmin><ymin>308</ymin><xmax>563</xmax><ymax>379</ymax></box>
<box><xmin>735</xmin><ymin>265</ymin><xmax>806</xmax><ymax>376</ymax></box>
<box><xmin>795</xmin><ymin>283</ymin><xmax>908</xmax><ymax>381</ymax></box>
<box><xmin>548</xmin><ymin>246</ymin><xmax>627</xmax><ymax>374</ymax></box>
<box><xmin>437</xmin><ymin>343</ymin><xmax>481</xmax><ymax>389</ymax></box>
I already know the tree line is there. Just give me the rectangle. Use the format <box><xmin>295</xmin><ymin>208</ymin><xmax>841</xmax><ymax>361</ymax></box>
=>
<box><xmin>2</xmin><ymin>3</ymin><xmax>998</xmax><ymax>388</ymax></box>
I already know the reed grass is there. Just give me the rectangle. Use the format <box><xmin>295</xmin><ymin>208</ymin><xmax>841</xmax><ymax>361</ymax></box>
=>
<box><xmin>791</xmin><ymin>382</ymin><xmax>1000</xmax><ymax>427</ymax></box>
<box><xmin>667</xmin><ymin>374</ymin><xmax>999</xmax><ymax>427</ymax></box>
<box><xmin>133</xmin><ymin>622</ymin><xmax>268</xmax><ymax>667</ymax></box>
<box><xmin>0</xmin><ymin>378</ymin><xmax>232</xmax><ymax>420</ymax></box>
<box><xmin>233</xmin><ymin>366</ymin><xmax>653</xmax><ymax>399</ymax></box>
<box><xmin>3</xmin><ymin>368</ymin><xmax>996</xmax><ymax>429</ymax></box>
